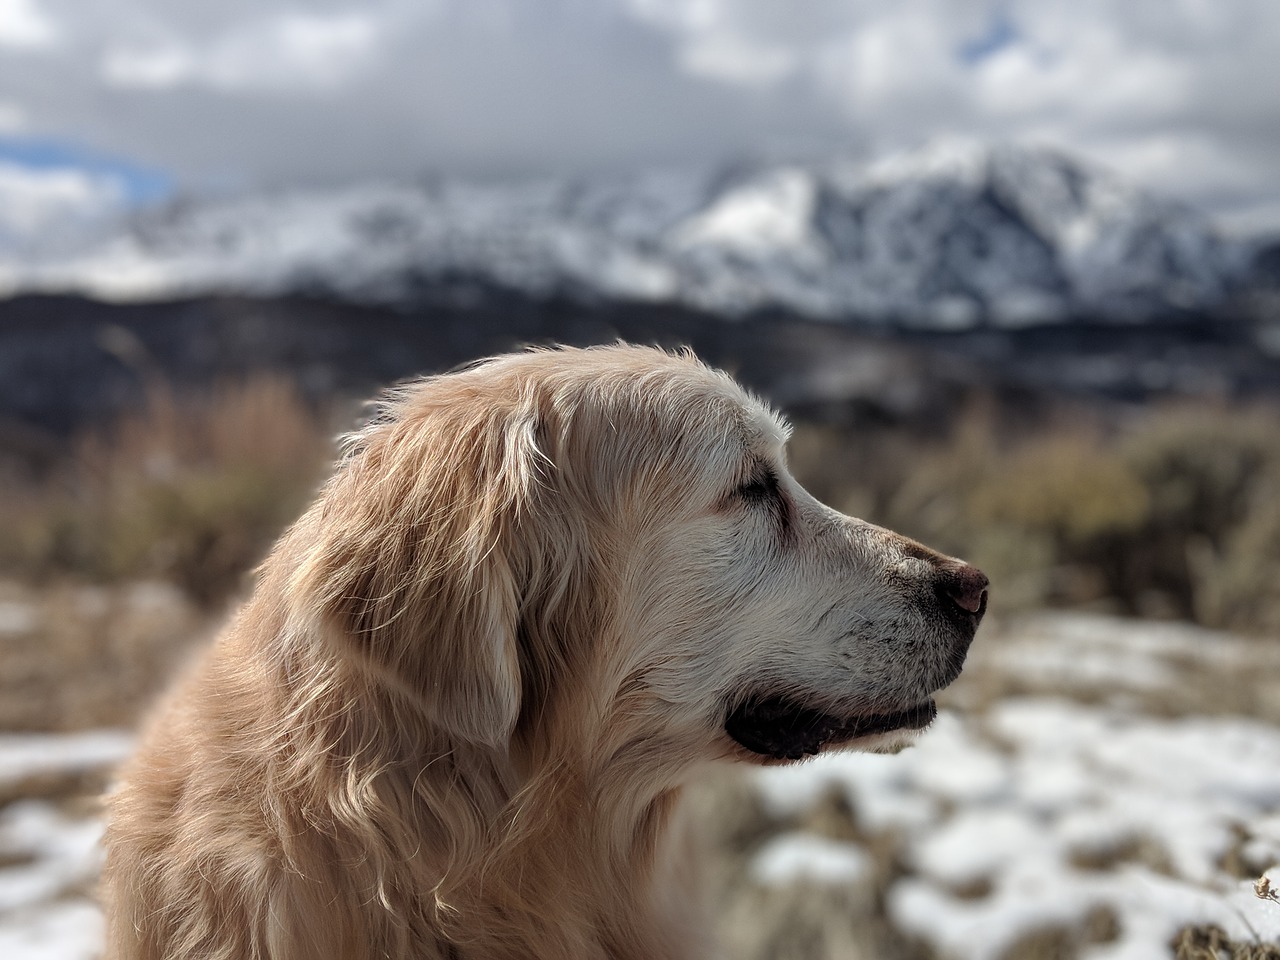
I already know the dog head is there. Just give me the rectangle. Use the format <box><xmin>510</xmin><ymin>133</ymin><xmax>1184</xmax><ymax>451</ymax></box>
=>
<box><xmin>291</xmin><ymin>345</ymin><xmax>986</xmax><ymax>768</ymax></box>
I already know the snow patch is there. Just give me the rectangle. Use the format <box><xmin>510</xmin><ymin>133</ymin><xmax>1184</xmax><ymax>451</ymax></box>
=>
<box><xmin>0</xmin><ymin>142</ymin><xmax>1243</xmax><ymax>326</ymax></box>
<box><xmin>752</xmin><ymin>833</ymin><xmax>872</xmax><ymax>888</ymax></box>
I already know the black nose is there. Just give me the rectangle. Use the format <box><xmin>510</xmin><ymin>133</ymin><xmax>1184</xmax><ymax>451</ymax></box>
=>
<box><xmin>937</xmin><ymin>562</ymin><xmax>989</xmax><ymax>622</ymax></box>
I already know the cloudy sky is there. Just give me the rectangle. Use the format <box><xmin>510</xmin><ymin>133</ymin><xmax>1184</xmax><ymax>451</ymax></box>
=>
<box><xmin>1</xmin><ymin>0</ymin><xmax>1278</xmax><ymax>232</ymax></box>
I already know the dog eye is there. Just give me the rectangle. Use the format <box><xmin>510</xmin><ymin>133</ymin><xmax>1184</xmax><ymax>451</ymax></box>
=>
<box><xmin>735</xmin><ymin>469</ymin><xmax>778</xmax><ymax>504</ymax></box>
<box><xmin>726</xmin><ymin>464</ymin><xmax>792</xmax><ymax>538</ymax></box>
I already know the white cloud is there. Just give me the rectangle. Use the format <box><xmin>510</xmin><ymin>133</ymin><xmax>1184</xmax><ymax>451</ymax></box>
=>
<box><xmin>820</xmin><ymin>11</ymin><xmax>967</xmax><ymax>121</ymax></box>
<box><xmin>0</xmin><ymin>162</ymin><xmax>123</xmax><ymax>239</ymax></box>
<box><xmin>0</xmin><ymin>0</ymin><xmax>1277</xmax><ymax>228</ymax></box>
<box><xmin>678</xmin><ymin>32</ymin><xmax>797</xmax><ymax>87</ymax></box>
<box><xmin>0</xmin><ymin>102</ymin><xmax>25</xmax><ymax>131</ymax></box>
<box><xmin>102</xmin><ymin>12</ymin><xmax>379</xmax><ymax>92</ymax></box>
<box><xmin>101</xmin><ymin>43</ymin><xmax>193</xmax><ymax>89</ymax></box>
<box><xmin>0</xmin><ymin>0</ymin><xmax>56</xmax><ymax>48</ymax></box>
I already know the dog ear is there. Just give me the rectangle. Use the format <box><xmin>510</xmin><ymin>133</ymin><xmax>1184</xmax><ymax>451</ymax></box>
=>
<box><xmin>287</xmin><ymin>385</ymin><xmax>545</xmax><ymax>747</ymax></box>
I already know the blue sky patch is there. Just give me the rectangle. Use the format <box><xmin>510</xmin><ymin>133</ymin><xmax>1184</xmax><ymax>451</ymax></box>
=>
<box><xmin>0</xmin><ymin>135</ymin><xmax>173</xmax><ymax>205</ymax></box>
<box><xmin>958</xmin><ymin>10</ymin><xmax>1020</xmax><ymax>64</ymax></box>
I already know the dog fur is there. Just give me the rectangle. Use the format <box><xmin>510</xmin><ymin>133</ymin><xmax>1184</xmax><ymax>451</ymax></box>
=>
<box><xmin>102</xmin><ymin>344</ymin><xmax>986</xmax><ymax>960</ymax></box>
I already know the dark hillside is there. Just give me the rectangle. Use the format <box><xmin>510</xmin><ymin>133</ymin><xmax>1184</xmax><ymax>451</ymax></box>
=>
<box><xmin>3</xmin><ymin>291</ymin><xmax>1279</xmax><ymax>443</ymax></box>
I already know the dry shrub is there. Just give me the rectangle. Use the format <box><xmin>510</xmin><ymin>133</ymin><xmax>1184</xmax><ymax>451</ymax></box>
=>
<box><xmin>682</xmin><ymin>773</ymin><xmax>928</xmax><ymax>960</ymax></box>
<box><xmin>791</xmin><ymin>400</ymin><xmax>1280</xmax><ymax>632</ymax></box>
<box><xmin>969</xmin><ymin>432</ymin><xmax>1149</xmax><ymax>546</ymax></box>
<box><xmin>891</xmin><ymin>416</ymin><xmax>1149</xmax><ymax>611</ymax></box>
<box><xmin>996</xmin><ymin>926</ymin><xmax>1078</xmax><ymax>960</ymax></box>
<box><xmin>0</xmin><ymin>376</ymin><xmax>333</xmax><ymax>604</ymax></box>
<box><xmin>0</xmin><ymin>580</ymin><xmax>209</xmax><ymax>731</ymax></box>
<box><xmin>721</xmin><ymin>884</ymin><xmax>883</xmax><ymax>960</ymax></box>
<box><xmin>1210</xmin><ymin>497</ymin><xmax>1280</xmax><ymax>633</ymax></box>
<box><xmin>994</xmin><ymin>908</ymin><xmax>1121</xmax><ymax>960</ymax></box>
<box><xmin>7</xmin><ymin>378</ymin><xmax>1280</xmax><ymax>631</ymax></box>
<box><xmin>1172</xmin><ymin>925</ymin><xmax>1280</xmax><ymax>960</ymax></box>
<box><xmin>1117</xmin><ymin>406</ymin><xmax>1280</xmax><ymax>624</ymax></box>
<box><xmin>1123</xmin><ymin>407</ymin><xmax>1279</xmax><ymax>545</ymax></box>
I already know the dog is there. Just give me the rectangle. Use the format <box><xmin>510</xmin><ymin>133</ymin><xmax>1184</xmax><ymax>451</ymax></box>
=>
<box><xmin>102</xmin><ymin>343</ymin><xmax>987</xmax><ymax>960</ymax></box>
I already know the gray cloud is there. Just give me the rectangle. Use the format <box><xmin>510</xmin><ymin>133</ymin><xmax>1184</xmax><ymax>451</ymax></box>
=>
<box><xmin>1</xmin><ymin>0</ymin><xmax>1278</xmax><ymax>229</ymax></box>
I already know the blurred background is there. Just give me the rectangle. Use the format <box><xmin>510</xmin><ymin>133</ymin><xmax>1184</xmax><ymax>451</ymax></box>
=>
<box><xmin>2</xmin><ymin>1</ymin><xmax>1280</xmax><ymax>957</ymax></box>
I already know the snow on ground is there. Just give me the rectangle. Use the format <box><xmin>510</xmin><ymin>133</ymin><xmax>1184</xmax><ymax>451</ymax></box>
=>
<box><xmin>751</xmin><ymin>613</ymin><xmax>1280</xmax><ymax>959</ymax></box>
<box><xmin>0</xmin><ymin>732</ymin><xmax>133</xmax><ymax>786</ymax></box>
<box><xmin>1</xmin><ymin>613</ymin><xmax>1278</xmax><ymax>958</ymax></box>
<box><xmin>754</xmin><ymin>704</ymin><xmax>1280</xmax><ymax>959</ymax></box>
<box><xmin>0</xmin><ymin>732</ymin><xmax>131</xmax><ymax>960</ymax></box>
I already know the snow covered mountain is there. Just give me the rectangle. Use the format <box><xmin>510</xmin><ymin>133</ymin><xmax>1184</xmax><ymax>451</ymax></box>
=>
<box><xmin>0</xmin><ymin>141</ymin><xmax>1248</xmax><ymax>328</ymax></box>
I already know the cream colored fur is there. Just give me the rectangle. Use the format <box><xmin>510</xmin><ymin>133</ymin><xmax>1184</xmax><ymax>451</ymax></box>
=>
<box><xmin>102</xmin><ymin>344</ymin><xmax>978</xmax><ymax>959</ymax></box>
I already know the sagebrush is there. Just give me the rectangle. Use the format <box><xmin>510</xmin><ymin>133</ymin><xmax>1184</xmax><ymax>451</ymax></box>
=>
<box><xmin>5</xmin><ymin>381</ymin><xmax>1280</xmax><ymax>632</ymax></box>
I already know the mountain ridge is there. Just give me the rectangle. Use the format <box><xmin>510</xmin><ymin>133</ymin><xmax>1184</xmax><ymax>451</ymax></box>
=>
<box><xmin>0</xmin><ymin>140</ymin><xmax>1255</xmax><ymax>329</ymax></box>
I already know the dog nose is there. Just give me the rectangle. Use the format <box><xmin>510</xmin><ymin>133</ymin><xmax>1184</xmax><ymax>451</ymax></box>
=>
<box><xmin>937</xmin><ymin>563</ymin><xmax>989</xmax><ymax>619</ymax></box>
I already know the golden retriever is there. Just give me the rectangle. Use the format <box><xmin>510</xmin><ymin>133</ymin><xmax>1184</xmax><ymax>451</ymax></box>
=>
<box><xmin>102</xmin><ymin>343</ymin><xmax>987</xmax><ymax>960</ymax></box>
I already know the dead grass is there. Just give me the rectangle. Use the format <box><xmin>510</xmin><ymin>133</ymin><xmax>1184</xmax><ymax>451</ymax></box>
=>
<box><xmin>1068</xmin><ymin>834</ymin><xmax>1177</xmax><ymax>876</ymax></box>
<box><xmin>5</xmin><ymin>374</ymin><xmax>1280</xmax><ymax>631</ymax></box>
<box><xmin>1172</xmin><ymin>925</ymin><xmax>1280</xmax><ymax>960</ymax></box>
<box><xmin>790</xmin><ymin>399</ymin><xmax>1280</xmax><ymax>633</ymax></box>
<box><xmin>0</xmin><ymin>378</ymin><xmax>324</xmax><ymax>730</ymax></box>
<box><xmin>0</xmin><ymin>376</ymin><xmax>333</xmax><ymax>604</ymax></box>
<box><xmin>949</xmin><ymin>613</ymin><xmax>1280</xmax><ymax>724</ymax></box>
<box><xmin>0</xmin><ymin>579</ymin><xmax>212</xmax><ymax>731</ymax></box>
<box><xmin>682</xmin><ymin>772</ymin><xmax>931</xmax><ymax>960</ymax></box>
<box><xmin>3</xmin><ymin>379</ymin><xmax>1280</xmax><ymax>959</ymax></box>
<box><xmin>992</xmin><ymin>910</ymin><xmax>1123</xmax><ymax>960</ymax></box>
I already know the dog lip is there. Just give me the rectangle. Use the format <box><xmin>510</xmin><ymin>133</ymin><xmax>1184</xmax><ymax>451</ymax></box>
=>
<box><xmin>724</xmin><ymin>693</ymin><xmax>937</xmax><ymax>761</ymax></box>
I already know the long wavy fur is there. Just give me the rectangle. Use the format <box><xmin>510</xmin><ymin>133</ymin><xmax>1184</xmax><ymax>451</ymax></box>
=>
<box><xmin>102</xmin><ymin>345</ymin><xmax>738</xmax><ymax>960</ymax></box>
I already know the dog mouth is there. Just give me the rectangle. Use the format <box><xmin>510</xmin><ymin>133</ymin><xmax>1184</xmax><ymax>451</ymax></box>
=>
<box><xmin>724</xmin><ymin>693</ymin><xmax>937</xmax><ymax>761</ymax></box>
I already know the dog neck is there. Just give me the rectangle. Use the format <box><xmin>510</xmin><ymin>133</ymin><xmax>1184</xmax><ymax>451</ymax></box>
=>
<box><xmin>450</xmin><ymin>767</ymin><xmax>700</xmax><ymax>960</ymax></box>
<box><xmin>264</xmin><ymin>637</ymin><xmax>705</xmax><ymax>960</ymax></box>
